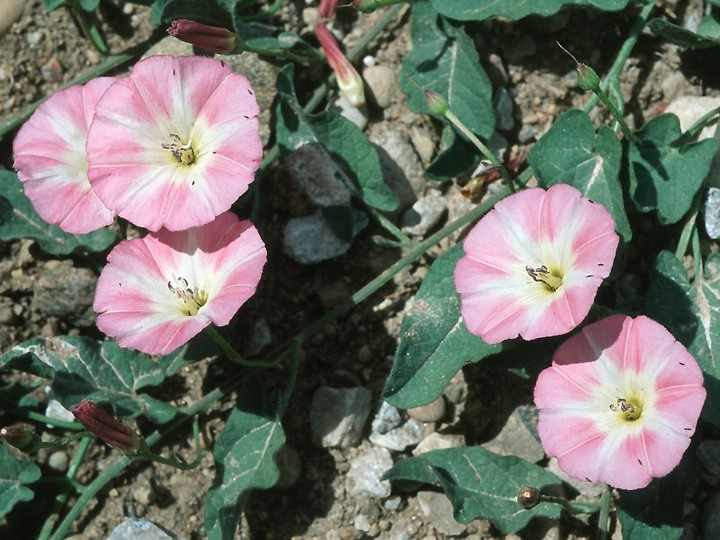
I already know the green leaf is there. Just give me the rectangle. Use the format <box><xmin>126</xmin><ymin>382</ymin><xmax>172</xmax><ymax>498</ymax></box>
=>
<box><xmin>528</xmin><ymin>109</ymin><xmax>631</xmax><ymax>241</ymax></box>
<box><xmin>79</xmin><ymin>0</ymin><xmax>100</xmax><ymax>10</ymax></box>
<box><xmin>699</xmin><ymin>10</ymin><xmax>720</xmax><ymax>40</ymax></box>
<box><xmin>430</xmin><ymin>0</ymin><xmax>630</xmax><ymax>21</ymax></box>
<box><xmin>645</xmin><ymin>251</ymin><xmax>720</xmax><ymax>427</ymax></box>
<box><xmin>276</xmin><ymin>65</ymin><xmax>398</xmax><ymax>212</ymax></box>
<box><xmin>426</xmin><ymin>124</ymin><xmax>482</xmax><ymax>181</ymax></box>
<box><xmin>625</xmin><ymin>114</ymin><xmax>718</xmax><ymax>224</ymax></box>
<box><xmin>0</xmin><ymin>337</ymin><xmax>178</xmax><ymax>424</ymax></box>
<box><xmin>384</xmin><ymin>244</ymin><xmax>501</xmax><ymax>408</ymax></box>
<box><xmin>42</xmin><ymin>0</ymin><xmax>66</xmax><ymax>12</ymax></box>
<box><xmin>205</xmin><ymin>378</ymin><xmax>285</xmax><ymax>540</ymax></box>
<box><xmin>400</xmin><ymin>2</ymin><xmax>495</xmax><ymax>140</ymax></box>
<box><xmin>616</xmin><ymin>464</ymin><xmax>690</xmax><ymax>539</ymax></box>
<box><xmin>0</xmin><ymin>170</ymin><xmax>116</xmax><ymax>255</ymax></box>
<box><xmin>647</xmin><ymin>18</ymin><xmax>720</xmax><ymax>49</ymax></box>
<box><xmin>0</xmin><ymin>446</ymin><xmax>41</xmax><ymax>520</ymax></box>
<box><xmin>384</xmin><ymin>447</ymin><xmax>563</xmax><ymax>533</ymax></box>
<box><xmin>151</xmin><ymin>0</ymin><xmax>255</xmax><ymax>25</ymax></box>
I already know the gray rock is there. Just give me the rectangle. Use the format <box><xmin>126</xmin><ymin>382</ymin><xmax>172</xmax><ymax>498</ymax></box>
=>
<box><xmin>704</xmin><ymin>187</ymin><xmax>720</xmax><ymax>239</ymax></box>
<box><xmin>410</xmin><ymin>126</ymin><xmax>435</xmax><ymax>164</ymax></box>
<box><xmin>518</xmin><ymin>123</ymin><xmax>541</xmax><ymax>144</ymax></box>
<box><xmin>363</xmin><ymin>65</ymin><xmax>397</xmax><ymax>108</ymax></box>
<box><xmin>106</xmin><ymin>518</ymin><xmax>173</xmax><ymax>540</ymax></box>
<box><xmin>493</xmin><ymin>87</ymin><xmax>514</xmax><ymax>131</ymax></box>
<box><xmin>274</xmin><ymin>444</ymin><xmax>302</xmax><ymax>489</ymax></box>
<box><xmin>48</xmin><ymin>451</ymin><xmax>69</xmax><ymax>472</ymax></box>
<box><xmin>45</xmin><ymin>399</ymin><xmax>75</xmax><ymax>425</ymax></box>
<box><xmin>284</xmin><ymin>143</ymin><xmax>356</xmax><ymax>207</ymax></box>
<box><xmin>481</xmin><ymin>405</ymin><xmax>544</xmax><ymax>464</ymax></box>
<box><xmin>243</xmin><ymin>318</ymin><xmax>272</xmax><ymax>357</ymax></box>
<box><xmin>354</xmin><ymin>514</ymin><xmax>371</xmax><ymax>532</ymax></box>
<box><xmin>371</xmin><ymin>401</ymin><xmax>403</xmax><ymax>435</ymax></box>
<box><xmin>697</xmin><ymin>439</ymin><xmax>720</xmax><ymax>477</ymax></box>
<box><xmin>417</xmin><ymin>491</ymin><xmax>466</xmax><ymax>536</ymax></box>
<box><xmin>283</xmin><ymin>209</ymin><xmax>369</xmax><ymax>264</ymax></box>
<box><xmin>407</xmin><ymin>396</ymin><xmax>446</xmax><ymax>423</ymax></box>
<box><xmin>32</xmin><ymin>261</ymin><xmax>96</xmax><ymax>326</ymax></box>
<box><xmin>369</xmin><ymin>418</ymin><xmax>423</xmax><ymax>451</ymax></box>
<box><xmin>402</xmin><ymin>190</ymin><xmax>447</xmax><ymax>236</ymax></box>
<box><xmin>703</xmin><ymin>491</ymin><xmax>720</xmax><ymax>540</ymax></box>
<box><xmin>371</xmin><ymin>129</ymin><xmax>426</xmax><ymax>200</ymax></box>
<box><xmin>0</xmin><ymin>0</ymin><xmax>26</xmax><ymax>37</ymax></box>
<box><xmin>346</xmin><ymin>445</ymin><xmax>393</xmax><ymax>498</ymax></box>
<box><xmin>310</xmin><ymin>386</ymin><xmax>372</xmax><ymax>448</ymax></box>
<box><xmin>665</xmin><ymin>96</ymin><xmax>720</xmax><ymax>140</ymax></box>
<box><xmin>413</xmin><ymin>433</ymin><xmax>465</xmax><ymax>456</ymax></box>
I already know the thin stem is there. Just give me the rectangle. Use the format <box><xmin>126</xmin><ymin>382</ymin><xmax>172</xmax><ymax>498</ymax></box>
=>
<box><xmin>244</xmin><ymin>0</ymin><xmax>284</xmax><ymax>21</ymax></box>
<box><xmin>143</xmin><ymin>417</ymin><xmax>202</xmax><ymax>470</ymax></box>
<box><xmin>353</xmin><ymin>0</ymin><xmax>410</xmax><ymax>13</ymax></box>
<box><xmin>675</xmin><ymin>211</ymin><xmax>698</xmax><ymax>260</ymax></box>
<box><xmin>20</xmin><ymin>411</ymin><xmax>83</xmax><ymax>431</ymax></box>
<box><xmin>279</xmin><ymin>340</ymin><xmax>303</xmax><ymax>410</ymax></box>
<box><xmin>582</xmin><ymin>0</ymin><xmax>655</xmax><ymax>114</ymax></box>
<box><xmin>677</xmin><ymin>105</ymin><xmax>720</xmax><ymax>146</ymax></box>
<box><xmin>362</xmin><ymin>202</ymin><xmax>417</xmax><ymax>247</ymax></box>
<box><xmin>540</xmin><ymin>495</ymin><xmax>601</xmax><ymax>516</ymax></box>
<box><xmin>205</xmin><ymin>326</ymin><xmax>280</xmax><ymax>368</ymax></box>
<box><xmin>38</xmin><ymin>437</ymin><xmax>91</xmax><ymax>540</ymax></box>
<box><xmin>597</xmin><ymin>484</ymin><xmax>612</xmax><ymax>540</ymax></box>
<box><xmin>592</xmin><ymin>88</ymin><xmax>637</xmax><ymax>142</ymax></box>
<box><xmin>692</xmin><ymin>226</ymin><xmax>701</xmax><ymax>283</ymax></box>
<box><xmin>445</xmin><ymin>110</ymin><xmax>515</xmax><ymax>188</ymax></box>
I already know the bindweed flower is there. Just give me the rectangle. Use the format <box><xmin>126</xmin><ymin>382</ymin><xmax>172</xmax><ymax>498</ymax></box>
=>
<box><xmin>13</xmin><ymin>78</ymin><xmax>116</xmax><ymax>234</ymax></box>
<box><xmin>86</xmin><ymin>55</ymin><xmax>262</xmax><ymax>232</ymax></box>
<box><xmin>93</xmin><ymin>212</ymin><xmax>266</xmax><ymax>355</ymax></box>
<box><xmin>534</xmin><ymin>314</ymin><xmax>706</xmax><ymax>490</ymax></box>
<box><xmin>167</xmin><ymin>19</ymin><xmax>242</xmax><ymax>54</ymax></box>
<box><xmin>71</xmin><ymin>400</ymin><xmax>146</xmax><ymax>456</ymax></box>
<box><xmin>315</xmin><ymin>23</ymin><xmax>365</xmax><ymax>107</ymax></box>
<box><xmin>454</xmin><ymin>184</ymin><xmax>619</xmax><ymax>344</ymax></box>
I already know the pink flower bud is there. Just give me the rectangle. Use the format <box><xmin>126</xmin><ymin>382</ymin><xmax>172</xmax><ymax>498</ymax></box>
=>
<box><xmin>319</xmin><ymin>0</ymin><xmax>339</xmax><ymax>18</ymax></box>
<box><xmin>71</xmin><ymin>400</ymin><xmax>145</xmax><ymax>456</ymax></box>
<box><xmin>315</xmin><ymin>23</ymin><xmax>365</xmax><ymax>107</ymax></box>
<box><xmin>167</xmin><ymin>19</ymin><xmax>241</xmax><ymax>55</ymax></box>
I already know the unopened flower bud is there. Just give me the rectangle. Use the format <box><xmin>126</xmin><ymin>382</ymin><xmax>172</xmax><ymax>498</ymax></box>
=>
<box><xmin>167</xmin><ymin>19</ymin><xmax>242</xmax><ymax>55</ymax></box>
<box><xmin>71</xmin><ymin>400</ymin><xmax>145</xmax><ymax>456</ymax></box>
<box><xmin>517</xmin><ymin>486</ymin><xmax>540</xmax><ymax>509</ymax></box>
<box><xmin>576</xmin><ymin>63</ymin><xmax>600</xmax><ymax>92</ymax></box>
<box><xmin>315</xmin><ymin>23</ymin><xmax>365</xmax><ymax>107</ymax></box>
<box><xmin>1</xmin><ymin>425</ymin><xmax>42</xmax><ymax>453</ymax></box>
<box><xmin>319</xmin><ymin>0</ymin><xmax>339</xmax><ymax>18</ymax></box>
<box><xmin>424</xmin><ymin>90</ymin><xmax>449</xmax><ymax>116</ymax></box>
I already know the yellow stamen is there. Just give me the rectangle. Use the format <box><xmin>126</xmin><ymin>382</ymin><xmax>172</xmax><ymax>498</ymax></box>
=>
<box><xmin>609</xmin><ymin>398</ymin><xmax>642</xmax><ymax>421</ymax></box>
<box><xmin>526</xmin><ymin>265</ymin><xmax>563</xmax><ymax>291</ymax></box>
<box><xmin>162</xmin><ymin>133</ymin><xmax>196</xmax><ymax>166</ymax></box>
<box><xmin>168</xmin><ymin>276</ymin><xmax>208</xmax><ymax>316</ymax></box>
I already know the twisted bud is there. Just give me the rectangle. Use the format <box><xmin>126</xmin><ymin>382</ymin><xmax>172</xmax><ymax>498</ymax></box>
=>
<box><xmin>71</xmin><ymin>400</ymin><xmax>146</xmax><ymax>456</ymax></box>
<box><xmin>167</xmin><ymin>19</ymin><xmax>243</xmax><ymax>54</ymax></box>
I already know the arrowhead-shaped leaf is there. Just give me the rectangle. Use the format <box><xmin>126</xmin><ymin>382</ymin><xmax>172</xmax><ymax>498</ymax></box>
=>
<box><xmin>384</xmin><ymin>244</ymin><xmax>501</xmax><ymax>408</ymax></box>
<box><xmin>0</xmin><ymin>446</ymin><xmax>41</xmax><ymax>520</ymax></box>
<box><xmin>205</xmin><ymin>378</ymin><xmax>285</xmax><ymax>540</ymax></box>
<box><xmin>384</xmin><ymin>447</ymin><xmax>564</xmax><ymax>534</ymax></box>
<box><xmin>528</xmin><ymin>109</ymin><xmax>631</xmax><ymax>241</ymax></box>
<box><xmin>645</xmin><ymin>251</ymin><xmax>720</xmax><ymax>426</ymax></box>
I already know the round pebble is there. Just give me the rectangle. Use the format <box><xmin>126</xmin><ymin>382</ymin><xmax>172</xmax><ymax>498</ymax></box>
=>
<box><xmin>48</xmin><ymin>451</ymin><xmax>69</xmax><ymax>472</ymax></box>
<box><xmin>407</xmin><ymin>396</ymin><xmax>446</xmax><ymax>423</ymax></box>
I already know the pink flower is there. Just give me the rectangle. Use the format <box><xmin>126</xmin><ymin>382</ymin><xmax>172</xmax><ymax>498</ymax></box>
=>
<box><xmin>454</xmin><ymin>184</ymin><xmax>618</xmax><ymax>343</ymax></box>
<box><xmin>535</xmin><ymin>315</ymin><xmax>706</xmax><ymax>490</ymax></box>
<box><xmin>12</xmin><ymin>78</ymin><xmax>116</xmax><ymax>234</ymax></box>
<box><xmin>86</xmin><ymin>55</ymin><xmax>262</xmax><ymax>232</ymax></box>
<box><xmin>315</xmin><ymin>23</ymin><xmax>365</xmax><ymax>107</ymax></box>
<box><xmin>167</xmin><ymin>19</ymin><xmax>241</xmax><ymax>54</ymax></box>
<box><xmin>93</xmin><ymin>212</ymin><xmax>266</xmax><ymax>355</ymax></box>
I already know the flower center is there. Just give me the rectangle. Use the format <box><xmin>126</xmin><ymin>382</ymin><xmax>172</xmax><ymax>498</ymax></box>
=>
<box><xmin>162</xmin><ymin>133</ymin><xmax>196</xmax><ymax>166</ymax></box>
<box><xmin>609</xmin><ymin>397</ymin><xmax>642</xmax><ymax>421</ymax></box>
<box><xmin>526</xmin><ymin>265</ymin><xmax>563</xmax><ymax>292</ymax></box>
<box><xmin>167</xmin><ymin>275</ymin><xmax>208</xmax><ymax>316</ymax></box>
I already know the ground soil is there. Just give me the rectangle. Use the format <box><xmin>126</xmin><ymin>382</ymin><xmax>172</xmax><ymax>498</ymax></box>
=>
<box><xmin>1</xmin><ymin>1</ymin><xmax>719</xmax><ymax>539</ymax></box>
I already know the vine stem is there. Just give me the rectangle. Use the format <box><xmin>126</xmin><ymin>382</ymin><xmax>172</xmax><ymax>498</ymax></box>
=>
<box><xmin>581</xmin><ymin>0</ymin><xmax>655</xmax><ymax>115</ymax></box>
<box><xmin>597</xmin><ymin>483</ymin><xmax>612</xmax><ymax>540</ymax></box>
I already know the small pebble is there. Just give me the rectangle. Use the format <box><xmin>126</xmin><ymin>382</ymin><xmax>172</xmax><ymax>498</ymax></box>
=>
<box><xmin>48</xmin><ymin>451</ymin><xmax>69</xmax><ymax>472</ymax></box>
<box><xmin>407</xmin><ymin>396</ymin><xmax>446</xmax><ymax>423</ymax></box>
